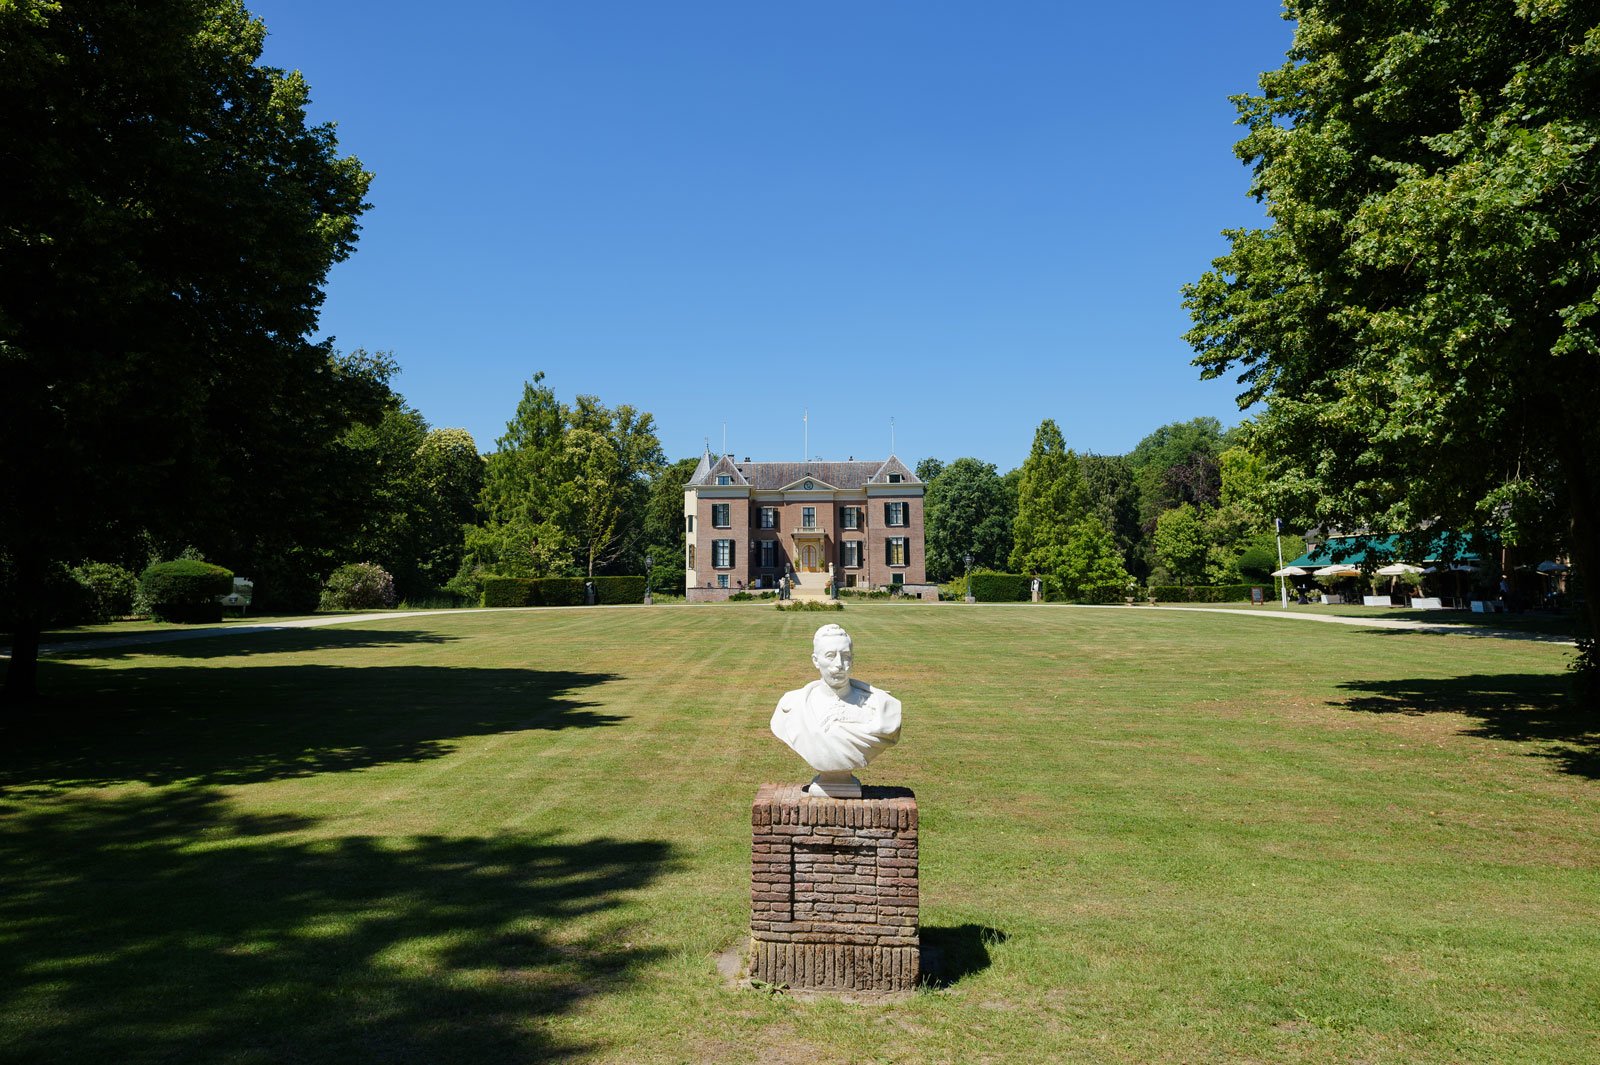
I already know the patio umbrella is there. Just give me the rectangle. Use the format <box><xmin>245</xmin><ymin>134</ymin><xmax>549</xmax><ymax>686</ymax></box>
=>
<box><xmin>1537</xmin><ymin>560</ymin><xmax>1568</xmax><ymax>574</ymax></box>
<box><xmin>1314</xmin><ymin>564</ymin><xmax>1361</xmax><ymax>578</ymax></box>
<box><xmin>1375</xmin><ymin>563</ymin><xmax>1423</xmax><ymax>576</ymax></box>
<box><xmin>1271</xmin><ymin>566</ymin><xmax>1309</xmax><ymax>577</ymax></box>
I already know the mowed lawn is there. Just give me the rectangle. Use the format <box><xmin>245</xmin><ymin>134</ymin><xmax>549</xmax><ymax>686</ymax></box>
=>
<box><xmin>2</xmin><ymin>604</ymin><xmax>1596</xmax><ymax>1064</ymax></box>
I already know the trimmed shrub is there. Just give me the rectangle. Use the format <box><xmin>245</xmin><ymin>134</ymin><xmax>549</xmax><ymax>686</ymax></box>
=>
<box><xmin>320</xmin><ymin>562</ymin><xmax>397</xmax><ymax>611</ymax></box>
<box><xmin>1148</xmin><ymin>584</ymin><xmax>1260</xmax><ymax>603</ymax></box>
<box><xmin>482</xmin><ymin>576</ymin><xmax>533</xmax><ymax>607</ymax></box>
<box><xmin>71</xmin><ymin>562</ymin><xmax>140</xmax><ymax>622</ymax></box>
<box><xmin>968</xmin><ymin>572</ymin><xmax>1031</xmax><ymax>603</ymax></box>
<box><xmin>531</xmin><ymin>577</ymin><xmax>587</xmax><ymax>606</ymax></box>
<box><xmin>594</xmin><ymin>575</ymin><xmax>647</xmax><ymax>605</ymax></box>
<box><xmin>140</xmin><ymin>560</ymin><xmax>234</xmax><ymax>623</ymax></box>
<box><xmin>776</xmin><ymin>600</ymin><xmax>844</xmax><ymax>612</ymax></box>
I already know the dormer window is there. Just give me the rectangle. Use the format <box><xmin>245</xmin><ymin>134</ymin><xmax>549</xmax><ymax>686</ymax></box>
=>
<box><xmin>887</xmin><ymin>473</ymin><xmax>903</xmax><ymax>484</ymax></box>
<box><xmin>716</xmin><ymin>475</ymin><xmax>731</xmax><ymax>486</ymax></box>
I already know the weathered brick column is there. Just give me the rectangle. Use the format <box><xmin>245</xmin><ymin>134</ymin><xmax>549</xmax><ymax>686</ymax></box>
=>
<box><xmin>750</xmin><ymin>783</ymin><xmax>918</xmax><ymax>993</ymax></box>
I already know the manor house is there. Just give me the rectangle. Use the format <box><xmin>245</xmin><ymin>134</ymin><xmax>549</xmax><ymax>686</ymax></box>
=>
<box><xmin>683</xmin><ymin>451</ymin><xmax>933</xmax><ymax>601</ymax></box>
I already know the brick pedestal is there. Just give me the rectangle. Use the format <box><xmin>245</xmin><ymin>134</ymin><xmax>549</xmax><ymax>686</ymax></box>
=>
<box><xmin>750</xmin><ymin>783</ymin><xmax>918</xmax><ymax>993</ymax></box>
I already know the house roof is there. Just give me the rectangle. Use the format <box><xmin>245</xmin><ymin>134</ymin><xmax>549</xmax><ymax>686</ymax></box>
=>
<box><xmin>687</xmin><ymin>453</ymin><xmax>922</xmax><ymax>490</ymax></box>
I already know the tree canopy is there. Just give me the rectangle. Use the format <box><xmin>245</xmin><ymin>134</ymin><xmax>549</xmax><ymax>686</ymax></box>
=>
<box><xmin>0</xmin><ymin>0</ymin><xmax>372</xmax><ymax>701</ymax></box>
<box><xmin>923</xmin><ymin>458</ymin><xmax>1014</xmax><ymax>581</ymax></box>
<box><xmin>467</xmin><ymin>374</ymin><xmax>665</xmax><ymax>580</ymax></box>
<box><xmin>1183</xmin><ymin>0</ymin><xmax>1600</xmax><ymax>676</ymax></box>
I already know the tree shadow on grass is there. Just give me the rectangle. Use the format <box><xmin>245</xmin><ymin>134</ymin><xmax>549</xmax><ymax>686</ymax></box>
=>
<box><xmin>1332</xmin><ymin>673</ymin><xmax>1600</xmax><ymax>779</ymax></box>
<box><xmin>0</xmin><ymin>788</ymin><xmax>673</xmax><ymax>1064</ymax></box>
<box><xmin>919</xmin><ymin>924</ymin><xmax>1007</xmax><ymax>989</ymax></box>
<box><xmin>48</xmin><ymin>625</ymin><xmax>469</xmax><ymax>659</ymax></box>
<box><xmin>0</xmin><ymin>657</ymin><xmax>624</xmax><ymax>791</ymax></box>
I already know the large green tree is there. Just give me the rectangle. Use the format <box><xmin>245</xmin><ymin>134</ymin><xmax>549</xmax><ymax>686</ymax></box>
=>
<box><xmin>1126</xmin><ymin>418</ymin><xmax>1229</xmax><ymax>536</ymax></box>
<box><xmin>0</xmin><ymin>0</ymin><xmax>371</xmax><ymax>702</ymax></box>
<box><xmin>1081</xmin><ymin>454</ymin><xmax>1145</xmax><ymax>578</ymax></box>
<box><xmin>923</xmin><ymin>458</ymin><xmax>1014</xmax><ymax>581</ymax></box>
<box><xmin>1009</xmin><ymin>420</ymin><xmax>1091</xmax><ymax>576</ymax></box>
<box><xmin>641</xmin><ymin>457</ymin><xmax>700</xmax><ymax>595</ymax></box>
<box><xmin>467</xmin><ymin>375</ymin><xmax>664</xmax><ymax>579</ymax></box>
<box><xmin>1183</xmin><ymin>1</ymin><xmax>1600</xmax><ymax>680</ymax></box>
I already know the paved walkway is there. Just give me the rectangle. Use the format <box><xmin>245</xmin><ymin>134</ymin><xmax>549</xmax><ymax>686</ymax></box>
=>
<box><xmin>1077</xmin><ymin>604</ymin><xmax>1577</xmax><ymax>645</ymax></box>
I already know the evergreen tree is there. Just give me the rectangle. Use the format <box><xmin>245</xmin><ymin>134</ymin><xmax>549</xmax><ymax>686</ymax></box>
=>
<box><xmin>1008</xmin><ymin>420</ymin><xmax>1090</xmax><ymax>576</ymax></box>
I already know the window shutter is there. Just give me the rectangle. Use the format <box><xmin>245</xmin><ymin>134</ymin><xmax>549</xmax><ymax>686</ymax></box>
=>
<box><xmin>729</xmin><ymin>541</ymin><xmax>736</xmax><ymax>568</ymax></box>
<box><xmin>885</xmin><ymin>540</ymin><xmax>893</xmax><ymax>565</ymax></box>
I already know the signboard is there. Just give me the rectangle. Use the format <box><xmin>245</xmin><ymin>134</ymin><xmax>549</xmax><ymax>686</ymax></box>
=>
<box><xmin>1250</xmin><ymin>586</ymin><xmax>1266</xmax><ymax>605</ymax></box>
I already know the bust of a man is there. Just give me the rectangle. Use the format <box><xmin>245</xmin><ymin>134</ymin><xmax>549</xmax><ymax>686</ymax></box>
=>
<box><xmin>771</xmin><ymin>623</ymin><xmax>902</xmax><ymax>797</ymax></box>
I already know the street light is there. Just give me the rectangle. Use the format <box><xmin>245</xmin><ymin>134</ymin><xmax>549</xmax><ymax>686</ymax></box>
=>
<box><xmin>1273</xmin><ymin>518</ymin><xmax>1287</xmax><ymax>610</ymax></box>
<box><xmin>963</xmin><ymin>552</ymin><xmax>974</xmax><ymax>603</ymax></box>
<box><xmin>644</xmin><ymin>553</ymin><xmax>654</xmax><ymax>606</ymax></box>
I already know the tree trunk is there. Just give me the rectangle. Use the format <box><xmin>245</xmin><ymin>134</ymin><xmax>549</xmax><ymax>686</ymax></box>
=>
<box><xmin>1558</xmin><ymin>415</ymin><xmax>1600</xmax><ymax>708</ymax></box>
<box><xmin>2</xmin><ymin>620</ymin><xmax>41</xmax><ymax>707</ymax></box>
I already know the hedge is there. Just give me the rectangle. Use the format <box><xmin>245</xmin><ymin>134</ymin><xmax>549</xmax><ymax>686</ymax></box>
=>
<box><xmin>968</xmin><ymin>572</ymin><xmax>1031</xmax><ymax>602</ymax></box>
<box><xmin>481</xmin><ymin>575</ymin><xmax>649</xmax><ymax>607</ymax></box>
<box><xmin>594</xmin><ymin>575</ymin><xmax>646</xmax><ymax>605</ymax></box>
<box><xmin>1148</xmin><ymin>584</ymin><xmax>1264</xmax><ymax>603</ymax></box>
<box><xmin>482</xmin><ymin>576</ymin><xmax>534</xmax><ymax>607</ymax></box>
<box><xmin>140</xmin><ymin>560</ymin><xmax>234</xmax><ymax>623</ymax></box>
<box><xmin>531</xmin><ymin>577</ymin><xmax>587</xmax><ymax>606</ymax></box>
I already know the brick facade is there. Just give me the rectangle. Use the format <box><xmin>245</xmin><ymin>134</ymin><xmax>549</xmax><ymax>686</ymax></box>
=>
<box><xmin>685</xmin><ymin>454</ymin><xmax>928</xmax><ymax>596</ymax></box>
<box><xmin>750</xmin><ymin>783</ymin><xmax>919</xmax><ymax>993</ymax></box>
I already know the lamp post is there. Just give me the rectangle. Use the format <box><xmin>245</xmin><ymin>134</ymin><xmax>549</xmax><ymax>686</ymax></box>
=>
<box><xmin>963</xmin><ymin>552</ymin><xmax>974</xmax><ymax>603</ymax></box>
<box><xmin>644</xmin><ymin>553</ymin><xmax>653</xmax><ymax>606</ymax></box>
<box><xmin>1274</xmin><ymin>518</ymin><xmax>1287</xmax><ymax>610</ymax></box>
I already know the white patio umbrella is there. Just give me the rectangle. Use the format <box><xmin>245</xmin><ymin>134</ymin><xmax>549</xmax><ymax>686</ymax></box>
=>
<box><xmin>1375</xmin><ymin>563</ymin><xmax>1423</xmax><ymax>576</ymax></box>
<box><xmin>1314</xmin><ymin>564</ymin><xmax>1362</xmax><ymax>578</ymax></box>
<box><xmin>1271</xmin><ymin>566</ymin><xmax>1309</xmax><ymax>578</ymax></box>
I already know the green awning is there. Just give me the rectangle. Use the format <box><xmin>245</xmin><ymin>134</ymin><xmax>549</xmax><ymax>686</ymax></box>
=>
<box><xmin>1286</xmin><ymin>533</ymin><xmax>1485</xmax><ymax>570</ymax></box>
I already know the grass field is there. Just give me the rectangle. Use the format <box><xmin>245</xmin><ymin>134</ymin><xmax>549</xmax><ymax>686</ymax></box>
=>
<box><xmin>2</xmin><ymin>604</ymin><xmax>1597</xmax><ymax>1064</ymax></box>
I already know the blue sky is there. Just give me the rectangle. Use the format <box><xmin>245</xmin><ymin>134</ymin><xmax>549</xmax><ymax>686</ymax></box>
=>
<box><xmin>251</xmin><ymin>1</ymin><xmax>1294</xmax><ymax>471</ymax></box>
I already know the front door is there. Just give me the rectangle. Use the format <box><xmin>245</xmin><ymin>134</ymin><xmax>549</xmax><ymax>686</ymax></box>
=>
<box><xmin>801</xmin><ymin>544</ymin><xmax>820</xmax><ymax>571</ymax></box>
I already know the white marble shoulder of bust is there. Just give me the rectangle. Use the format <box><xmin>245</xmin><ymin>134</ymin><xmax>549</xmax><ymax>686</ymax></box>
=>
<box><xmin>776</xmin><ymin>679</ymin><xmax>824</xmax><ymax>713</ymax></box>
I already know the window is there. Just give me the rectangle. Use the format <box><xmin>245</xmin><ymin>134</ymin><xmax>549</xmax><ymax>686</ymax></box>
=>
<box><xmin>891</xmin><ymin>572</ymin><xmax>904</xmax><ymax>586</ymax></box>
<box><xmin>686</xmin><ymin>515</ymin><xmax>694</xmax><ymax>532</ymax></box>
<box><xmin>841</xmin><ymin>507</ymin><xmax>859</xmax><ymax>530</ymax></box>
<box><xmin>842</xmin><ymin>541</ymin><xmax>862</xmax><ymax>568</ymax></box>
<box><xmin>885</xmin><ymin>502</ymin><xmax>908</xmax><ymax>527</ymax></box>
<box><xmin>759</xmin><ymin>507</ymin><xmax>776</xmax><ymax>529</ymax></box>
<box><xmin>759</xmin><ymin>540</ymin><xmax>776</xmax><ymax>568</ymax></box>
<box><xmin>716</xmin><ymin>475</ymin><xmax>731</xmax><ymax>485</ymax></box>
<box><xmin>801</xmin><ymin>506</ymin><xmax>816</xmax><ymax>529</ymax></box>
<box><xmin>886</xmin><ymin>537</ymin><xmax>907</xmax><ymax>567</ymax></box>
<box><xmin>888</xmin><ymin>473</ymin><xmax>903</xmax><ymax>484</ymax></box>
<box><xmin>713</xmin><ymin>539</ymin><xmax>734</xmax><ymax>568</ymax></box>
<box><xmin>712</xmin><ymin>503</ymin><xmax>730</xmax><ymax>528</ymax></box>
<box><xmin>687</xmin><ymin>544</ymin><xmax>695</xmax><ymax>569</ymax></box>
<box><xmin>718</xmin><ymin>574</ymin><xmax>729</xmax><ymax>588</ymax></box>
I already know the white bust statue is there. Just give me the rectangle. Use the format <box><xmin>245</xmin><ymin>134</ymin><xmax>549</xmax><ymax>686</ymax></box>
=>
<box><xmin>771</xmin><ymin>623</ymin><xmax>902</xmax><ymax>797</ymax></box>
